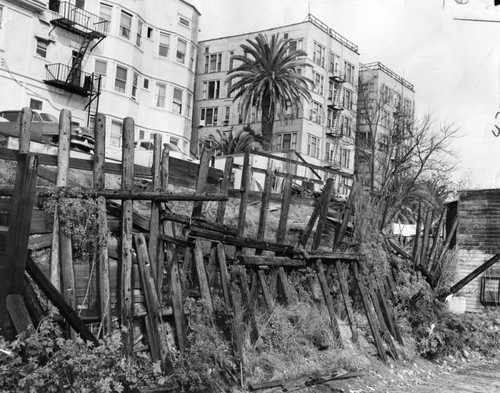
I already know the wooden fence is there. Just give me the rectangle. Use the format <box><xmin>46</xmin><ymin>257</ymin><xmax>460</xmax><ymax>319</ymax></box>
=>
<box><xmin>0</xmin><ymin>108</ymin><xmax>404</xmax><ymax>386</ymax></box>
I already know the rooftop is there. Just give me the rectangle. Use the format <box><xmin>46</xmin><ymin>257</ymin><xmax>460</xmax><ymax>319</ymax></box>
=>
<box><xmin>362</xmin><ymin>62</ymin><xmax>414</xmax><ymax>92</ymax></box>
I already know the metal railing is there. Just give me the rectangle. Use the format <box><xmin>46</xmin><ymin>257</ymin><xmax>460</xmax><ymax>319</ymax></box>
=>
<box><xmin>45</xmin><ymin>63</ymin><xmax>96</xmax><ymax>95</ymax></box>
<box><xmin>362</xmin><ymin>62</ymin><xmax>414</xmax><ymax>92</ymax></box>
<box><xmin>306</xmin><ymin>14</ymin><xmax>358</xmax><ymax>53</ymax></box>
<box><xmin>49</xmin><ymin>1</ymin><xmax>108</xmax><ymax>36</ymax></box>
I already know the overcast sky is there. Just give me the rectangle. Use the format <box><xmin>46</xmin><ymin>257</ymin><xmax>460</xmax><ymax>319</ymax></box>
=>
<box><xmin>191</xmin><ymin>0</ymin><xmax>500</xmax><ymax>188</ymax></box>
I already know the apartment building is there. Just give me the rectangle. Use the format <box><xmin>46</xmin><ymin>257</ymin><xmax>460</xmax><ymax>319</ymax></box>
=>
<box><xmin>193</xmin><ymin>14</ymin><xmax>359</xmax><ymax>196</ymax></box>
<box><xmin>356</xmin><ymin>62</ymin><xmax>415</xmax><ymax>190</ymax></box>
<box><xmin>0</xmin><ymin>0</ymin><xmax>199</xmax><ymax>156</ymax></box>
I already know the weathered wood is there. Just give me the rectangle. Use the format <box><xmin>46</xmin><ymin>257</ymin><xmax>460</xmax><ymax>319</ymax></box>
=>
<box><xmin>161</xmin><ymin>210</ymin><xmax>237</xmax><ymax>236</ymax></box>
<box><xmin>93</xmin><ymin>113</ymin><xmax>106</xmax><ymax>190</ymax></box>
<box><xmin>236</xmin><ymin>268</ymin><xmax>260</xmax><ymax>342</ymax></box>
<box><xmin>193</xmin><ymin>240</ymin><xmax>213</xmax><ymax>313</ymax></box>
<box><xmin>192</xmin><ymin>147</ymin><xmax>214</xmax><ymax>218</ymax></box>
<box><xmin>149</xmin><ymin>133</ymin><xmax>163</xmax><ymax>290</ymax></box>
<box><xmin>312</xmin><ymin>178</ymin><xmax>334</xmax><ymax>251</ymax></box>
<box><xmin>236</xmin><ymin>149</ymin><xmax>251</xmax><ymax>255</ymax></box>
<box><xmin>135</xmin><ymin>234</ymin><xmax>171</xmax><ymax>370</ymax></box>
<box><xmin>185</xmin><ymin>228</ymin><xmax>298</xmax><ymax>256</ymax></box>
<box><xmin>294</xmin><ymin>151</ymin><xmax>322</xmax><ymax>180</ymax></box>
<box><xmin>366</xmin><ymin>280</ymin><xmax>398</xmax><ymax>360</ymax></box>
<box><xmin>427</xmin><ymin>207</ymin><xmax>446</xmax><ymax>271</ymax></box>
<box><xmin>96</xmin><ymin>196</ymin><xmax>112</xmax><ymax>335</ymax></box>
<box><xmin>420</xmin><ymin>209</ymin><xmax>433</xmax><ymax>266</ymax></box>
<box><xmin>352</xmin><ymin>262</ymin><xmax>387</xmax><ymax>363</ymax></box>
<box><xmin>257</xmin><ymin>269</ymin><xmax>274</xmax><ymax>310</ymax></box>
<box><xmin>377</xmin><ymin>284</ymin><xmax>404</xmax><ymax>345</ymax></box>
<box><xmin>315</xmin><ymin>259</ymin><xmax>342</xmax><ymax>343</ymax></box>
<box><xmin>334</xmin><ymin>260</ymin><xmax>358</xmax><ymax>343</ymax></box>
<box><xmin>169</xmin><ymin>237</ymin><xmax>186</xmax><ymax>352</ymax></box>
<box><xmin>277</xmin><ymin>267</ymin><xmax>293</xmax><ymax>305</ymax></box>
<box><xmin>298</xmin><ymin>178</ymin><xmax>334</xmax><ymax>248</ymax></box>
<box><xmin>22</xmin><ymin>277</ymin><xmax>45</xmax><ymax>327</ymax></box>
<box><xmin>216</xmin><ymin>156</ymin><xmax>234</xmax><ymax>225</ymax></box>
<box><xmin>256</xmin><ymin>169</ymin><xmax>275</xmax><ymax>245</ymax></box>
<box><xmin>26</xmin><ymin>256</ymin><xmax>99</xmax><ymax>345</ymax></box>
<box><xmin>333</xmin><ymin>206</ymin><xmax>352</xmax><ymax>250</ymax></box>
<box><xmin>434</xmin><ymin>215</ymin><xmax>459</xmax><ymax>272</ymax></box>
<box><xmin>121</xmin><ymin>117</ymin><xmax>135</xmax><ymax>356</ymax></box>
<box><xmin>6</xmin><ymin>294</ymin><xmax>33</xmax><ymax>334</ymax></box>
<box><xmin>18</xmin><ymin>107</ymin><xmax>32</xmax><ymax>153</ymax></box>
<box><xmin>59</xmin><ymin>208</ymin><xmax>76</xmax><ymax>313</ymax></box>
<box><xmin>412</xmin><ymin>203</ymin><xmax>423</xmax><ymax>265</ymax></box>
<box><xmin>236</xmin><ymin>255</ymin><xmax>306</xmax><ymax>267</ymax></box>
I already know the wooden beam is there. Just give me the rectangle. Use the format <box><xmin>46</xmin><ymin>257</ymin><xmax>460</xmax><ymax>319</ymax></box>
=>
<box><xmin>315</xmin><ymin>259</ymin><xmax>342</xmax><ymax>343</ymax></box>
<box><xmin>236</xmin><ymin>255</ymin><xmax>306</xmax><ymax>268</ymax></box>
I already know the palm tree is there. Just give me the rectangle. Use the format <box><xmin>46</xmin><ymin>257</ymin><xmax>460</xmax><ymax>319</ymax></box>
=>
<box><xmin>226</xmin><ymin>33</ymin><xmax>312</xmax><ymax>150</ymax></box>
<box><xmin>204</xmin><ymin>125</ymin><xmax>264</xmax><ymax>156</ymax></box>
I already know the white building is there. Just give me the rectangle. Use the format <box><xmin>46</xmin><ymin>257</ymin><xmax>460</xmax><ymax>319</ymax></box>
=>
<box><xmin>192</xmin><ymin>14</ymin><xmax>359</xmax><ymax>197</ymax></box>
<box><xmin>0</xmin><ymin>0</ymin><xmax>199</xmax><ymax>156</ymax></box>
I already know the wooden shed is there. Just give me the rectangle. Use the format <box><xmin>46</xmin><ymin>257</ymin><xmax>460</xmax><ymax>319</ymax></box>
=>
<box><xmin>455</xmin><ymin>189</ymin><xmax>500</xmax><ymax>312</ymax></box>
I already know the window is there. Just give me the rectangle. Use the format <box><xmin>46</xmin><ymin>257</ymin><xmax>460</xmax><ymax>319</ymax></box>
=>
<box><xmin>143</xmin><ymin>78</ymin><xmax>150</xmax><ymax>90</ymax></box>
<box><xmin>170</xmin><ymin>137</ymin><xmax>179</xmax><ymax>146</ymax></box>
<box><xmin>201</xmin><ymin>107</ymin><xmax>218</xmax><ymax>126</ymax></box>
<box><xmin>338</xmin><ymin>175</ymin><xmax>351</xmax><ymax>196</ymax></box>
<box><xmin>313</xmin><ymin>42</ymin><xmax>325</xmax><ymax>67</ymax></box>
<box><xmin>99</xmin><ymin>3</ymin><xmax>112</xmax><ymax>32</ymax></box>
<box><xmin>341</xmin><ymin>149</ymin><xmax>351</xmax><ymax>169</ymax></box>
<box><xmin>136</xmin><ymin>19</ymin><xmax>143</xmax><ymax>47</ymax></box>
<box><xmin>179</xmin><ymin>15</ymin><xmax>190</xmax><ymax>28</ymax></box>
<box><xmin>155</xmin><ymin>83</ymin><xmax>166</xmax><ymax>107</ymax></box>
<box><xmin>186</xmin><ymin>93</ymin><xmax>192</xmax><ymax>117</ymax></box>
<box><xmin>49</xmin><ymin>0</ymin><xmax>60</xmax><ymax>12</ymax></box>
<box><xmin>313</xmin><ymin>72</ymin><xmax>324</xmax><ymax>95</ymax></box>
<box><xmin>190</xmin><ymin>45</ymin><xmax>196</xmax><ymax>70</ymax></box>
<box><xmin>307</xmin><ymin>134</ymin><xmax>320</xmax><ymax>158</ymax></box>
<box><xmin>110</xmin><ymin>120</ymin><xmax>122</xmax><ymax>148</ymax></box>
<box><xmin>114</xmin><ymin>65</ymin><xmax>127</xmax><ymax>93</ymax></box>
<box><xmin>75</xmin><ymin>0</ymin><xmax>85</xmax><ymax>9</ymax></box>
<box><xmin>288</xmin><ymin>38</ymin><xmax>303</xmax><ymax>54</ymax></box>
<box><xmin>326</xmin><ymin>110</ymin><xmax>335</xmax><ymax>129</ymax></box>
<box><xmin>344</xmin><ymin>61</ymin><xmax>355</xmax><ymax>84</ymax></box>
<box><xmin>0</xmin><ymin>6</ymin><xmax>3</xmax><ymax>29</ymax></box>
<box><xmin>274</xmin><ymin>132</ymin><xmax>297</xmax><ymax>151</ymax></box>
<box><xmin>224</xmin><ymin>106</ymin><xmax>230</xmax><ymax>125</ymax></box>
<box><xmin>203</xmin><ymin>80</ymin><xmax>220</xmax><ymax>99</ymax></box>
<box><xmin>204</xmin><ymin>53</ymin><xmax>222</xmax><ymax>73</ymax></box>
<box><xmin>340</xmin><ymin>116</ymin><xmax>352</xmax><ymax>137</ymax></box>
<box><xmin>342</xmin><ymin>89</ymin><xmax>353</xmax><ymax>111</ymax></box>
<box><xmin>176</xmin><ymin>39</ymin><xmax>187</xmax><ymax>63</ymax></box>
<box><xmin>159</xmin><ymin>32</ymin><xmax>170</xmax><ymax>57</ymax></box>
<box><xmin>94</xmin><ymin>59</ymin><xmax>107</xmax><ymax>88</ymax></box>
<box><xmin>35</xmin><ymin>38</ymin><xmax>48</xmax><ymax>58</ymax></box>
<box><xmin>131</xmin><ymin>72</ymin><xmax>138</xmax><ymax>100</ymax></box>
<box><xmin>328</xmin><ymin>80</ymin><xmax>334</xmax><ymax>100</ymax></box>
<box><xmin>381</xmin><ymin>84</ymin><xmax>392</xmax><ymax>103</ymax></box>
<box><xmin>147</xmin><ymin>26</ymin><xmax>153</xmax><ymax>39</ymax></box>
<box><xmin>309</xmin><ymin>101</ymin><xmax>323</xmax><ymax>125</ymax></box>
<box><xmin>29</xmin><ymin>99</ymin><xmax>43</xmax><ymax>110</ymax></box>
<box><xmin>172</xmin><ymin>87</ymin><xmax>183</xmax><ymax>114</ymax></box>
<box><xmin>329</xmin><ymin>52</ymin><xmax>340</xmax><ymax>74</ymax></box>
<box><xmin>120</xmin><ymin>11</ymin><xmax>132</xmax><ymax>39</ymax></box>
<box><xmin>139</xmin><ymin>130</ymin><xmax>145</xmax><ymax>139</ymax></box>
<box><xmin>228</xmin><ymin>51</ymin><xmax>234</xmax><ymax>70</ymax></box>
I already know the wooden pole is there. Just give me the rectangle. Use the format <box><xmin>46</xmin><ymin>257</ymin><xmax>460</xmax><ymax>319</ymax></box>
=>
<box><xmin>120</xmin><ymin>117</ymin><xmax>135</xmax><ymax>356</ymax></box>
<box><xmin>149</xmin><ymin>133</ymin><xmax>163</xmax><ymax>290</ymax></box>
<box><xmin>18</xmin><ymin>107</ymin><xmax>32</xmax><ymax>153</ymax></box>
<box><xmin>315</xmin><ymin>259</ymin><xmax>342</xmax><ymax>343</ymax></box>
<box><xmin>236</xmin><ymin>148</ymin><xmax>251</xmax><ymax>256</ymax></box>
<box><xmin>334</xmin><ymin>260</ymin><xmax>358</xmax><ymax>343</ymax></box>
<box><xmin>427</xmin><ymin>207</ymin><xmax>446</xmax><ymax>271</ymax></box>
<box><xmin>193</xmin><ymin>240</ymin><xmax>213</xmax><ymax>314</ymax></box>
<box><xmin>192</xmin><ymin>147</ymin><xmax>214</xmax><ymax>218</ymax></box>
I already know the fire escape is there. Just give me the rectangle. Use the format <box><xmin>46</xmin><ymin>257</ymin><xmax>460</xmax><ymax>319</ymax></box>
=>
<box><xmin>43</xmin><ymin>1</ymin><xmax>108</xmax><ymax>125</ymax></box>
<box><xmin>324</xmin><ymin>71</ymin><xmax>345</xmax><ymax>168</ymax></box>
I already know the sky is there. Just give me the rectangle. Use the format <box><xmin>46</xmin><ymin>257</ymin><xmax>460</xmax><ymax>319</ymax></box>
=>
<box><xmin>190</xmin><ymin>0</ymin><xmax>500</xmax><ymax>189</ymax></box>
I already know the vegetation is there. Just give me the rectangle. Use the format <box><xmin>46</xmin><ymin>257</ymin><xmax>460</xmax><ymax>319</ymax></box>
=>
<box><xmin>226</xmin><ymin>33</ymin><xmax>312</xmax><ymax>150</ymax></box>
<box><xmin>204</xmin><ymin>125</ymin><xmax>264</xmax><ymax>156</ymax></box>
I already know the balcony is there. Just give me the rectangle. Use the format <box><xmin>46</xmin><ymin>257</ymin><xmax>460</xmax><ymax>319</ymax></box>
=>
<box><xmin>325</xmin><ymin>128</ymin><xmax>341</xmax><ymax>138</ymax></box>
<box><xmin>49</xmin><ymin>1</ymin><xmax>108</xmax><ymax>39</ymax></box>
<box><xmin>329</xmin><ymin>72</ymin><xmax>345</xmax><ymax>84</ymax></box>
<box><xmin>327</xmin><ymin>99</ymin><xmax>343</xmax><ymax>112</ymax></box>
<box><xmin>44</xmin><ymin>63</ymin><xmax>97</xmax><ymax>96</ymax></box>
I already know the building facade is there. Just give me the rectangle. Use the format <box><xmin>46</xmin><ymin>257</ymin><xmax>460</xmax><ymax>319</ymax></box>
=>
<box><xmin>356</xmin><ymin>62</ymin><xmax>415</xmax><ymax>190</ymax></box>
<box><xmin>193</xmin><ymin>14</ymin><xmax>359</xmax><ymax>197</ymax></box>
<box><xmin>0</xmin><ymin>0</ymin><xmax>199</xmax><ymax>156</ymax></box>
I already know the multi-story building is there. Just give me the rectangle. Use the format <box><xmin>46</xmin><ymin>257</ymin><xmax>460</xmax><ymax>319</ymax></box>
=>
<box><xmin>0</xmin><ymin>0</ymin><xmax>199</xmax><ymax>157</ymax></box>
<box><xmin>356</xmin><ymin>62</ymin><xmax>415</xmax><ymax>191</ymax></box>
<box><xmin>192</xmin><ymin>14</ymin><xmax>359</xmax><ymax>196</ymax></box>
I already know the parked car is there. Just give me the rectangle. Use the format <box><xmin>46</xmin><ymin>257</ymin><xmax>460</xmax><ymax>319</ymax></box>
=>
<box><xmin>0</xmin><ymin>110</ymin><xmax>95</xmax><ymax>152</ymax></box>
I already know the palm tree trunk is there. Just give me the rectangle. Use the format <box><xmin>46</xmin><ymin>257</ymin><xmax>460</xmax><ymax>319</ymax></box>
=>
<box><xmin>261</xmin><ymin>95</ymin><xmax>275</xmax><ymax>151</ymax></box>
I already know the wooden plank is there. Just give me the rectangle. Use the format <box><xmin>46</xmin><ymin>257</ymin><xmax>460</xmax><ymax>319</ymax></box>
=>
<box><xmin>26</xmin><ymin>256</ymin><xmax>98</xmax><ymax>345</ymax></box>
<box><xmin>6</xmin><ymin>294</ymin><xmax>33</xmax><ymax>334</ymax></box>
<box><xmin>135</xmin><ymin>234</ymin><xmax>172</xmax><ymax>371</ymax></box>
<box><xmin>18</xmin><ymin>107</ymin><xmax>32</xmax><ymax>153</ymax></box>
<box><xmin>352</xmin><ymin>262</ymin><xmax>387</xmax><ymax>363</ymax></box>
<box><xmin>433</xmin><ymin>216</ymin><xmax>459</xmax><ymax>274</ymax></box>
<box><xmin>161</xmin><ymin>210</ymin><xmax>238</xmax><ymax>236</ymax></box>
<box><xmin>193</xmin><ymin>240</ymin><xmax>213</xmax><ymax>314</ymax></box>
<box><xmin>312</xmin><ymin>177</ymin><xmax>333</xmax><ymax>251</ymax></box>
<box><xmin>256</xmin><ymin>169</ymin><xmax>275</xmax><ymax>245</ymax></box>
<box><xmin>216</xmin><ymin>156</ymin><xmax>234</xmax><ymax>224</ymax></box>
<box><xmin>277</xmin><ymin>267</ymin><xmax>293</xmax><ymax>305</ymax></box>
<box><xmin>22</xmin><ymin>277</ymin><xmax>45</xmax><ymax>327</ymax></box>
<box><xmin>236</xmin><ymin>268</ymin><xmax>260</xmax><ymax>342</ymax></box>
<box><xmin>169</xmin><ymin>236</ymin><xmax>186</xmax><ymax>352</ymax></box>
<box><xmin>236</xmin><ymin>148</ymin><xmax>251</xmax><ymax>255</ymax></box>
<box><xmin>298</xmin><ymin>178</ymin><xmax>334</xmax><ymax>248</ymax></box>
<box><xmin>236</xmin><ymin>255</ymin><xmax>306</xmax><ymax>267</ymax></box>
<box><xmin>149</xmin><ymin>133</ymin><xmax>163</xmax><ymax>290</ymax></box>
<box><xmin>294</xmin><ymin>151</ymin><xmax>322</xmax><ymax>180</ymax></box>
<box><xmin>121</xmin><ymin>117</ymin><xmax>135</xmax><ymax>356</ymax></box>
<box><xmin>192</xmin><ymin>147</ymin><xmax>214</xmax><ymax>218</ymax></box>
<box><xmin>257</xmin><ymin>269</ymin><xmax>274</xmax><ymax>310</ymax></box>
<box><xmin>315</xmin><ymin>259</ymin><xmax>342</xmax><ymax>343</ymax></box>
<box><xmin>377</xmin><ymin>285</ymin><xmax>404</xmax><ymax>345</ymax></box>
<box><xmin>334</xmin><ymin>260</ymin><xmax>358</xmax><ymax>343</ymax></box>
<box><xmin>93</xmin><ymin>113</ymin><xmax>106</xmax><ymax>190</ymax></box>
<box><xmin>97</xmin><ymin>196</ymin><xmax>112</xmax><ymax>335</ymax></box>
<box><xmin>412</xmin><ymin>203</ymin><xmax>422</xmax><ymax>264</ymax></box>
